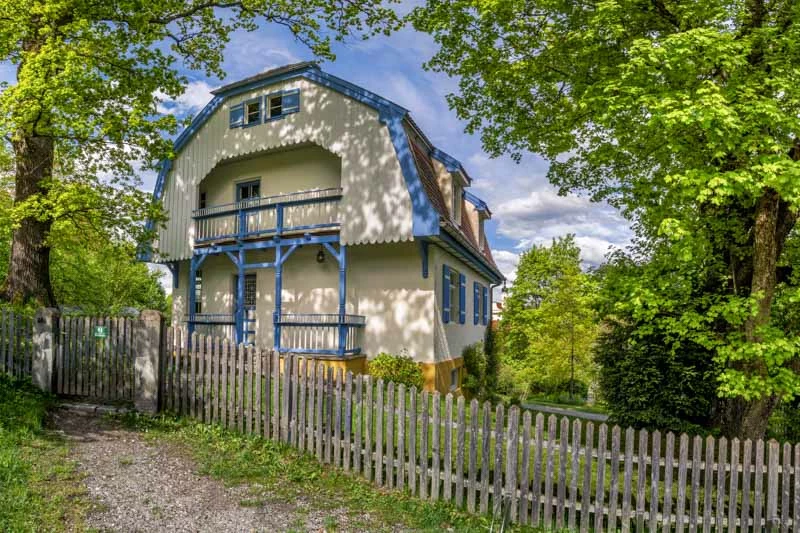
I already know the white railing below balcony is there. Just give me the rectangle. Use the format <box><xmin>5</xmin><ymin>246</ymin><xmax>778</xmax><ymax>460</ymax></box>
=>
<box><xmin>184</xmin><ymin>313</ymin><xmax>236</xmax><ymax>341</ymax></box>
<box><xmin>277</xmin><ymin>313</ymin><xmax>365</xmax><ymax>356</ymax></box>
<box><xmin>193</xmin><ymin>187</ymin><xmax>342</xmax><ymax>244</ymax></box>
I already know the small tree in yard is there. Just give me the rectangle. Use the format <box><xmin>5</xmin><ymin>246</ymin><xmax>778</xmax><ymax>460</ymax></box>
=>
<box><xmin>0</xmin><ymin>0</ymin><xmax>400</xmax><ymax>307</ymax></box>
<box><xmin>498</xmin><ymin>235</ymin><xmax>598</xmax><ymax>402</ymax></box>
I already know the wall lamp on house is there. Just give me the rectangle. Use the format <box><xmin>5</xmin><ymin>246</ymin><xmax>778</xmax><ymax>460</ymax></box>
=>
<box><xmin>316</xmin><ymin>247</ymin><xmax>326</xmax><ymax>264</ymax></box>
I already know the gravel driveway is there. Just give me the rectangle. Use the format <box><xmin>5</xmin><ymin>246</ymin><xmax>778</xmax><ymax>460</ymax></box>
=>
<box><xmin>49</xmin><ymin>408</ymin><xmax>355</xmax><ymax>532</ymax></box>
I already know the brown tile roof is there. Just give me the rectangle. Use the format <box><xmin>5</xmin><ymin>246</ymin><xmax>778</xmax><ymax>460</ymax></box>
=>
<box><xmin>406</xmin><ymin>126</ymin><xmax>499</xmax><ymax>276</ymax></box>
<box><xmin>409</xmin><ymin>135</ymin><xmax>449</xmax><ymax>218</ymax></box>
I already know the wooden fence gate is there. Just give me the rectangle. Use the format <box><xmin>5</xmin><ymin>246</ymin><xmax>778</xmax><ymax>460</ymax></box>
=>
<box><xmin>53</xmin><ymin>316</ymin><xmax>137</xmax><ymax>402</ymax></box>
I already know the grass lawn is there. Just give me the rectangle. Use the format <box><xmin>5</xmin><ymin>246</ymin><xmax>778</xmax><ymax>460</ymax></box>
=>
<box><xmin>0</xmin><ymin>375</ymin><xmax>89</xmax><ymax>532</ymax></box>
<box><xmin>118</xmin><ymin>412</ymin><xmax>548</xmax><ymax>532</ymax></box>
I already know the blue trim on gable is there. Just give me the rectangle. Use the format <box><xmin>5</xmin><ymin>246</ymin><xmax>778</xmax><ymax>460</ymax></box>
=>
<box><xmin>380</xmin><ymin>111</ymin><xmax>440</xmax><ymax>237</ymax></box>
<box><xmin>436</xmin><ymin>230</ymin><xmax>503</xmax><ymax>284</ymax></box>
<box><xmin>464</xmin><ymin>191</ymin><xmax>490</xmax><ymax>213</ymax></box>
<box><xmin>430</xmin><ymin>147</ymin><xmax>472</xmax><ymax>185</ymax></box>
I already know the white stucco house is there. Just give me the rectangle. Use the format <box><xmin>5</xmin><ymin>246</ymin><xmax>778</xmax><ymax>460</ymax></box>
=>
<box><xmin>142</xmin><ymin>62</ymin><xmax>503</xmax><ymax>391</ymax></box>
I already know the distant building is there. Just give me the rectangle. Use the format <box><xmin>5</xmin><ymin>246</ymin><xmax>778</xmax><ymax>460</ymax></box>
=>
<box><xmin>491</xmin><ymin>301</ymin><xmax>504</xmax><ymax>328</ymax></box>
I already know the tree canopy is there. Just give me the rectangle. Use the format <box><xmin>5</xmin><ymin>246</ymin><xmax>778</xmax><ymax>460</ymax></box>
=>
<box><xmin>413</xmin><ymin>0</ymin><xmax>800</xmax><ymax>438</ymax></box>
<box><xmin>0</xmin><ymin>0</ymin><xmax>400</xmax><ymax>306</ymax></box>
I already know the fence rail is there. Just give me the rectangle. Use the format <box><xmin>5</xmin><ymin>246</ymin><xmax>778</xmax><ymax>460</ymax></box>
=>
<box><xmin>4</xmin><ymin>313</ymin><xmax>800</xmax><ymax>531</ymax></box>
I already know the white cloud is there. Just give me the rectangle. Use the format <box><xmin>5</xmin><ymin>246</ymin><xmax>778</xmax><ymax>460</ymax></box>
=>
<box><xmin>156</xmin><ymin>80</ymin><xmax>215</xmax><ymax>116</ymax></box>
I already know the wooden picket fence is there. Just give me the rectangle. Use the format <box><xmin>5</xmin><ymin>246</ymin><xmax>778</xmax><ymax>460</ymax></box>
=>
<box><xmin>0</xmin><ymin>308</ymin><xmax>33</xmax><ymax>378</ymax></box>
<box><xmin>161</xmin><ymin>329</ymin><xmax>800</xmax><ymax>532</ymax></box>
<box><xmin>4</xmin><ymin>314</ymin><xmax>800</xmax><ymax>531</ymax></box>
<box><xmin>54</xmin><ymin>316</ymin><xmax>137</xmax><ymax>401</ymax></box>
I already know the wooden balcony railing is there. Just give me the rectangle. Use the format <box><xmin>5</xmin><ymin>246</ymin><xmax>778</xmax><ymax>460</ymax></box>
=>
<box><xmin>276</xmin><ymin>313</ymin><xmax>365</xmax><ymax>356</ymax></box>
<box><xmin>183</xmin><ymin>312</ymin><xmax>366</xmax><ymax>356</ymax></box>
<box><xmin>192</xmin><ymin>187</ymin><xmax>342</xmax><ymax>244</ymax></box>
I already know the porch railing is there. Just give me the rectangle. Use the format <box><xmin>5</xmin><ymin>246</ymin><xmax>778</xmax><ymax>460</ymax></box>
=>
<box><xmin>185</xmin><ymin>313</ymin><xmax>236</xmax><ymax>341</ymax></box>
<box><xmin>183</xmin><ymin>312</ymin><xmax>366</xmax><ymax>356</ymax></box>
<box><xmin>193</xmin><ymin>187</ymin><xmax>342</xmax><ymax>244</ymax></box>
<box><xmin>277</xmin><ymin>313</ymin><xmax>365</xmax><ymax>356</ymax></box>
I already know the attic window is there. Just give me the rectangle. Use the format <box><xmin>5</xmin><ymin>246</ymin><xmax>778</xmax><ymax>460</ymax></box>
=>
<box><xmin>267</xmin><ymin>89</ymin><xmax>300</xmax><ymax>120</ymax></box>
<box><xmin>453</xmin><ymin>184</ymin><xmax>463</xmax><ymax>221</ymax></box>
<box><xmin>268</xmin><ymin>95</ymin><xmax>282</xmax><ymax>117</ymax></box>
<box><xmin>245</xmin><ymin>98</ymin><xmax>261</xmax><ymax>126</ymax></box>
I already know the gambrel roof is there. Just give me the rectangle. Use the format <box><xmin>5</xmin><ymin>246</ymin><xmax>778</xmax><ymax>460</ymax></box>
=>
<box><xmin>145</xmin><ymin>62</ymin><xmax>501</xmax><ymax>283</ymax></box>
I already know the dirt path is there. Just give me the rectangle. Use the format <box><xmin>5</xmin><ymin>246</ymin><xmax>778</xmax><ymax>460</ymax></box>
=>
<box><xmin>49</xmin><ymin>408</ymin><xmax>351</xmax><ymax>532</ymax></box>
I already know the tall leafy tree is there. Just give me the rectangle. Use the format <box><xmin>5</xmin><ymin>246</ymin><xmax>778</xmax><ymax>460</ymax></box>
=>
<box><xmin>0</xmin><ymin>169</ymin><xmax>167</xmax><ymax>314</ymax></box>
<box><xmin>413</xmin><ymin>0</ymin><xmax>800</xmax><ymax>438</ymax></box>
<box><xmin>0</xmin><ymin>0</ymin><xmax>399</xmax><ymax>306</ymax></box>
<box><xmin>500</xmin><ymin>236</ymin><xmax>598</xmax><ymax>400</ymax></box>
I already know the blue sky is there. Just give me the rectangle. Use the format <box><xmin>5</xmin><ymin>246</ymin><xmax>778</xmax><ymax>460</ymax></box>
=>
<box><xmin>144</xmin><ymin>14</ymin><xmax>631</xmax><ymax>292</ymax></box>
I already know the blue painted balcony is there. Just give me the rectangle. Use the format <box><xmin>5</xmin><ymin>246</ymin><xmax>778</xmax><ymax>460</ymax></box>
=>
<box><xmin>185</xmin><ymin>312</ymin><xmax>365</xmax><ymax>355</ymax></box>
<box><xmin>277</xmin><ymin>313</ymin><xmax>365</xmax><ymax>356</ymax></box>
<box><xmin>192</xmin><ymin>187</ymin><xmax>342</xmax><ymax>245</ymax></box>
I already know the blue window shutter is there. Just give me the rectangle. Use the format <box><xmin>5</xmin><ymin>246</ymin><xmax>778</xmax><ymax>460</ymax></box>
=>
<box><xmin>459</xmin><ymin>273</ymin><xmax>466</xmax><ymax>324</ymax></box>
<box><xmin>442</xmin><ymin>265</ymin><xmax>450</xmax><ymax>324</ymax></box>
<box><xmin>229</xmin><ymin>103</ymin><xmax>244</xmax><ymax>128</ymax></box>
<box><xmin>473</xmin><ymin>282</ymin><xmax>479</xmax><ymax>325</ymax></box>
<box><xmin>482</xmin><ymin>286</ymin><xmax>489</xmax><ymax>325</ymax></box>
<box><xmin>282</xmin><ymin>90</ymin><xmax>300</xmax><ymax>114</ymax></box>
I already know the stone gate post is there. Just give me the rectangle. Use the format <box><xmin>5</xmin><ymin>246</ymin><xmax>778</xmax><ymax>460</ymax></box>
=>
<box><xmin>32</xmin><ymin>307</ymin><xmax>60</xmax><ymax>392</ymax></box>
<box><xmin>135</xmin><ymin>310</ymin><xmax>162</xmax><ymax>413</ymax></box>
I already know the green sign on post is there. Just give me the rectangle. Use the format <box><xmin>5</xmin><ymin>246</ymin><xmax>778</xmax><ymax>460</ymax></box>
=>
<box><xmin>93</xmin><ymin>326</ymin><xmax>108</xmax><ymax>339</ymax></box>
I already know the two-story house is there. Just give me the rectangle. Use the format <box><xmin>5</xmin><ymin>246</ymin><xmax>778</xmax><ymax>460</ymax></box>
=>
<box><xmin>143</xmin><ymin>62</ymin><xmax>503</xmax><ymax>392</ymax></box>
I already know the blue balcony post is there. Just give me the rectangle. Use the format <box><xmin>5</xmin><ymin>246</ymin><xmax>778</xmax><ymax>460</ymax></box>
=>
<box><xmin>274</xmin><ymin>244</ymin><xmax>283</xmax><ymax>351</ymax></box>
<box><xmin>238</xmin><ymin>208</ymin><xmax>247</xmax><ymax>240</ymax></box>
<box><xmin>276</xmin><ymin>204</ymin><xmax>284</xmax><ymax>236</ymax></box>
<box><xmin>337</xmin><ymin>245</ymin><xmax>347</xmax><ymax>356</ymax></box>
<box><xmin>235</xmin><ymin>249</ymin><xmax>245</xmax><ymax>344</ymax></box>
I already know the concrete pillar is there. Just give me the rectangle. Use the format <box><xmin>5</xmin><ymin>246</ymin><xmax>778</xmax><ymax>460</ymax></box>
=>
<box><xmin>135</xmin><ymin>310</ymin><xmax>162</xmax><ymax>413</ymax></box>
<box><xmin>32</xmin><ymin>307</ymin><xmax>60</xmax><ymax>392</ymax></box>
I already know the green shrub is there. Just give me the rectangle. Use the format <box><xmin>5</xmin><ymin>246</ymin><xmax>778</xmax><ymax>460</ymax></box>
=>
<box><xmin>367</xmin><ymin>352</ymin><xmax>424</xmax><ymax>390</ymax></box>
<box><xmin>461</xmin><ymin>342</ymin><xmax>485</xmax><ymax>397</ymax></box>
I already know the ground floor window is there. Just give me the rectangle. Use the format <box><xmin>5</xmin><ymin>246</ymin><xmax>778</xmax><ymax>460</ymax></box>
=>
<box><xmin>232</xmin><ymin>273</ymin><xmax>258</xmax><ymax>309</ymax></box>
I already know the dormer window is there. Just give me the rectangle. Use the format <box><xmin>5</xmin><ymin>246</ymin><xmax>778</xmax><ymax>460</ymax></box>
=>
<box><xmin>268</xmin><ymin>95</ymin><xmax>282</xmax><ymax>118</ymax></box>
<box><xmin>245</xmin><ymin>97</ymin><xmax>261</xmax><ymax>126</ymax></box>
<box><xmin>453</xmin><ymin>184</ymin><xmax>463</xmax><ymax>221</ymax></box>
<box><xmin>229</xmin><ymin>89</ymin><xmax>300</xmax><ymax>128</ymax></box>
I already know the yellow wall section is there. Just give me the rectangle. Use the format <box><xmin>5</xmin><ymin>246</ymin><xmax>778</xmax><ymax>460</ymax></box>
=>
<box><xmin>420</xmin><ymin>357</ymin><xmax>465</xmax><ymax>394</ymax></box>
<box><xmin>430</xmin><ymin>245</ymin><xmax>493</xmax><ymax>364</ymax></box>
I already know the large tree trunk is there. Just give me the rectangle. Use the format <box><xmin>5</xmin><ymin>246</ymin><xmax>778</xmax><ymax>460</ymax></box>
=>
<box><xmin>716</xmin><ymin>189</ymin><xmax>797</xmax><ymax>439</ymax></box>
<box><xmin>1</xmin><ymin>134</ymin><xmax>56</xmax><ymax>306</ymax></box>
